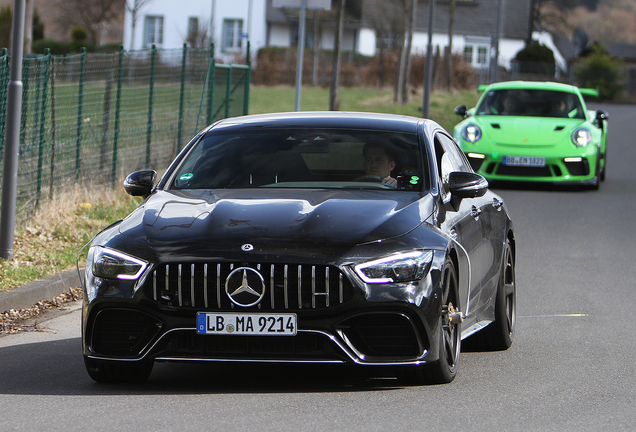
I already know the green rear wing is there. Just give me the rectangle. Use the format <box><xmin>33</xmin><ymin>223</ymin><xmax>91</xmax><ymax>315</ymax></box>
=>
<box><xmin>476</xmin><ymin>84</ymin><xmax>599</xmax><ymax>98</ymax></box>
<box><xmin>580</xmin><ymin>88</ymin><xmax>599</xmax><ymax>98</ymax></box>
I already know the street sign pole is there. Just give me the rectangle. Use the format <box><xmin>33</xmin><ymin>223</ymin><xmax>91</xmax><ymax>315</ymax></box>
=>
<box><xmin>0</xmin><ymin>0</ymin><xmax>26</xmax><ymax>260</ymax></box>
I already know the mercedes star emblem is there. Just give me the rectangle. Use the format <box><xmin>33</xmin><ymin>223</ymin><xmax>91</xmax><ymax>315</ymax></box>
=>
<box><xmin>241</xmin><ymin>244</ymin><xmax>254</xmax><ymax>251</ymax></box>
<box><xmin>225</xmin><ymin>267</ymin><xmax>266</xmax><ymax>307</ymax></box>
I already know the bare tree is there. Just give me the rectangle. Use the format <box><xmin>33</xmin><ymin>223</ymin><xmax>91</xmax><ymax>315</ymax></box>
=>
<box><xmin>329</xmin><ymin>0</ymin><xmax>346</xmax><ymax>111</ymax></box>
<box><xmin>397</xmin><ymin>0</ymin><xmax>417</xmax><ymax>104</ymax></box>
<box><xmin>24</xmin><ymin>0</ymin><xmax>32</xmax><ymax>54</ymax></box>
<box><xmin>126</xmin><ymin>0</ymin><xmax>153</xmax><ymax>50</ymax></box>
<box><xmin>363</xmin><ymin>0</ymin><xmax>404</xmax><ymax>88</ymax></box>
<box><xmin>55</xmin><ymin>0</ymin><xmax>124</xmax><ymax>45</ymax></box>
<box><xmin>445</xmin><ymin>0</ymin><xmax>456</xmax><ymax>91</ymax></box>
<box><xmin>186</xmin><ymin>18</ymin><xmax>209</xmax><ymax>48</ymax></box>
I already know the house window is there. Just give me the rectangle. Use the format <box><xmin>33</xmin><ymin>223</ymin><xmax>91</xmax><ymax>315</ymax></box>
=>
<box><xmin>464</xmin><ymin>39</ymin><xmax>490</xmax><ymax>69</ymax></box>
<box><xmin>144</xmin><ymin>16</ymin><xmax>164</xmax><ymax>47</ymax></box>
<box><xmin>187</xmin><ymin>17</ymin><xmax>199</xmax><ymax>47</ymax></box>
<box><xmin>463</xmin><ymin>46</ymin><xmax>473</xmax><ymax>64</ymax></box>
<box><xmin>477</xmin><ymin>46</ymin><xmax>488</xmax><ymax>65</ymax></box>
<box><xmin>223</xmin><ymin>19</ymin><xmax>243</xmax><ymax>52</ymax></box>
<box><xmin>188</xmin><ymin>17</ymin><xmax>199</xmax><ymax>40</ymax></box>
<box><xmin>291</xmin><ymin>24</ymin><xmax>315</xmax><ymax>49</ymax></box>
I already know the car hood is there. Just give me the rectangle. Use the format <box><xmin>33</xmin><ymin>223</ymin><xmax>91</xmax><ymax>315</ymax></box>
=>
<box><xmin>116</xmin><ymin>189</ymin><xmax>434</xmax><ymax>259</ymax></box>
<box><xmin>476</xmin><ymin>116</ymin><xmax>583</xmax><ymax>147</ymax></box>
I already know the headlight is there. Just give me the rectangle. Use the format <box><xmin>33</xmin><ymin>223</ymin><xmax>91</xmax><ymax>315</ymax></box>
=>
<box><xmin>354</xmin><ymin>251</ymin><xmax>434</xmax><ymax>284</ymax></box>
<box><xmin>89</xmin><ymin>246</ymin><xmax>148</xmax><ymax>280</ymax></box>
<box><xmin>462</xmin><ymin>124</ymin><xmax>482</xmax><ymax>143</ymax></box>
<box><xmin>572</xmin><ymin>128</ymin><xmax>592</xmax><ymax>147</ymax></box>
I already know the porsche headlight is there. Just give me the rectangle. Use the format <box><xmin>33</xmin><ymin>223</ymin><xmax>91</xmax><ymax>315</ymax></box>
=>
<box><xmin>572</xmin><ymin>128</ymin><xmax>592</xmax><ymax>147</ymax></box>
<box><xmin>462</xmin><ymin>124</ymin><xmax>482</xmax><ymax>143</ymax></box>
<box><xmin>354</xmin><ymin>251</ymin><xmax>434</xmax><ymax>284</ymax></box>
<box><xmin>89</xmin><ymin>246</ymin><xmax>148</xmax><ymax>280</ymax></box>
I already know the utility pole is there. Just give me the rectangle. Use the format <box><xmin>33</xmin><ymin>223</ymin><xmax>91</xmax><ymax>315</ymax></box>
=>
<box><xmin>0</xmin><ymin>0</ymin><xmax>26</xmax><ymax>260</ymax></box>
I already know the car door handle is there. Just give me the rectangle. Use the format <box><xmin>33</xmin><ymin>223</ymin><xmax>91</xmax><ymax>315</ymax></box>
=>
<box><xmin>471</xmin><ymin>205</ymin><xmax>482</xmax><ymax>219</ymax></box>
<box><xmin>492</xmin><ymin>198</ymin><xmax>503</xmax><ymax>210</ymax></box>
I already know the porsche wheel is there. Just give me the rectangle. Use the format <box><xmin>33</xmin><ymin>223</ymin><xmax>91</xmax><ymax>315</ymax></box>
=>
<box><xmin>481</xmin><ymin>238</ymin><xmax>516</xmax><ymax>350</ymax></box>
<box><xmin>84</xmin><ymin>356</ymin><xmax>154</xmax><ymax>383</ymax></box>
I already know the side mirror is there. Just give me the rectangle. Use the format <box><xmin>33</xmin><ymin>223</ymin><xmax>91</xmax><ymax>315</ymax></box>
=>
<box><xmin>594</xmin><ymin>109</ymin><xmax>608</xmax><ymax>130</ymax></box>
<box><xmin>454</xmin><ymin>105</ymin><xmax>468</xmax><ymax>118</ymax></box>
<box><xmin>449</xmin><ymin>171</ymin><xmax>488</xmax><ymax>199</ymax></box>
<box><xmin>124</xmin><ymin>170</ymin><xmax>156</xmax><ymax>197</ymax></box>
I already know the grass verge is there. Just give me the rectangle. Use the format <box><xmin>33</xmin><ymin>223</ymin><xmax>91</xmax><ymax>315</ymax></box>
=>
<box><xmin>0</xmin><ymin>187</ymin><xmax>141</xmax><ymax>292</ymax></box>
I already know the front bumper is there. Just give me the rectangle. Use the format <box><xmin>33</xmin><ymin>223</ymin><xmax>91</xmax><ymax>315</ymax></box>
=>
<box><xmin>464</xmin><ymin>148</ymin><xmax>599</xmax><ymax>184</ymax></box>
<box><xmin>82</xmin><ymin>256</ymin><xmax>446</xmax><ymax>367</ymax></box>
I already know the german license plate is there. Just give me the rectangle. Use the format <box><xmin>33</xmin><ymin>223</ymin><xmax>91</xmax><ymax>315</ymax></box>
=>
<box><xmin>503</xmin><ymin>156</ymin><xmax>546</xmax><ymax>167</ymax></box>
<box><xmin>196</xmin><ymin>312</ymin><xmax>297</xmax><ymax>336</ymax></box>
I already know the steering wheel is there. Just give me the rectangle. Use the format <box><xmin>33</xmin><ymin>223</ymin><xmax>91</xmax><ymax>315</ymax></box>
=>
<box><xmin>353</xmin><ymin>175</ymin><xmax>382</xmax><ymax>183</ymax></box>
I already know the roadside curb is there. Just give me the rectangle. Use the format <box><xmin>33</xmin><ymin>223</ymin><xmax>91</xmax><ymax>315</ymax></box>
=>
<box><xmin>0</xmin><ymin>269</ymin><xmax>82</xmax><ymax>313</ymax></box>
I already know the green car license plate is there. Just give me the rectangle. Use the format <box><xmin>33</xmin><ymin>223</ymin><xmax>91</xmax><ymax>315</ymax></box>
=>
<box><xmin>503</xmin><ymin>156</ymin><xmax>546</xmax><ymax>167</ymax></box>
<box><xmin>197</xmin><ymin>312</ymin><xmax>297</xmax><ymax>336</ymax></box>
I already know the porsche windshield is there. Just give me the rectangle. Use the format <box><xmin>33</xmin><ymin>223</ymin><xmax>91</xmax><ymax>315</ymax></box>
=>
<box><xmin>476</xmin><ymin>89</ymin><xmax>585</xmax><ymax>119</ymax></box>
<box><xmin>171</xmin><ymin>128</ymin><xmax>424</xmax><ymax>191</ymax></box>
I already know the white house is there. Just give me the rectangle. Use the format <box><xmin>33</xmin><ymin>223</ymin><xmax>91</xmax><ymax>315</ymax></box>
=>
<box><xmin>123</xmin><ymin>0</ymin><xmax>269</xmax><ymax>60</ymax></box>
<box><xmin>123</xmin><ymin>0</ymin><xmax>561</xmax><ymax>74</ymax></box>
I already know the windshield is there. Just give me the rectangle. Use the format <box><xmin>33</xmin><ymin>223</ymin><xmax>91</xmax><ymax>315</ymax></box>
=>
<box><xmin>476</xmin><ymin>89</ymin><xmax>585</xmax><ymax>119</ymax></box>
<box><xmin>170</xmin><ymin>128</ymin><xmax>425</xmax><ymax>191</ymax></box>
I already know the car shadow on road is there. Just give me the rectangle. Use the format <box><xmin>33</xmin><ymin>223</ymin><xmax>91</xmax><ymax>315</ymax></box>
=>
<box><xmin>0</xmin><ymin>338</ymin><xmax>408</xmax><ymax>395</ymax></box>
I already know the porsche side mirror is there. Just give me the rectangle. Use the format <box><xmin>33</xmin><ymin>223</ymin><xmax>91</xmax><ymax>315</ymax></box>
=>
<box><xmin>596</xmin><ymin>109</ymin><xmax>609</xmax><ymax>122</ymax></box>
<box><xmin>124</xmin><ymin>170</ymin><xmax>157</xmax><ymax>198</ymax></box>
<box><xmin>454</xmin><ymin>105</ymin><xmax>468</xmax><ymax>117</ymax></box>
<box><xmin>449</xmin><ymin>171</ymin><xmax>488</xmax><ymax>199</ymax></box>
<box><xmin>595</xmin><ymin>109</ymin><xmax>609</xmax><ymax>129</ymax></box>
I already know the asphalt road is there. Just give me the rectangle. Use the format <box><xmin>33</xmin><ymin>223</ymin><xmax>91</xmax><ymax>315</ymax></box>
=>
<box><xmin>1</xmin><ymin>103</ymin><xmax>635</xmax><ymax>431</ymax></box>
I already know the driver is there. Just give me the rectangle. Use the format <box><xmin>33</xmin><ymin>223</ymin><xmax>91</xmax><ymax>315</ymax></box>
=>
<box><xmin>362</xmin><ymin>141</ymin><xmax>397</xmax><ymax>187</ymax></box>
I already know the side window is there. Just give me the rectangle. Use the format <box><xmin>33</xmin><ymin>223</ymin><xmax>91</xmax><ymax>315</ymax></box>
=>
<box><xmin>437</xmin><ymin>133</ymin><xmax>472</xmax><ymax>173</ymax></box>
<box><xmin>434</xmin><ymin>135</ymin><xmax>451</xmax><ymax>200</ymax></box>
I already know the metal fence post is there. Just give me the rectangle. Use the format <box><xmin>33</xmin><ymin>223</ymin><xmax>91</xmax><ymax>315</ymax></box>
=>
<box><xmin>0</xmin><ymin>48</ymin><xmax>9</xmax><ymax>157</ymax></box>
<box><xmin>112</xmin><ymin>45</ymin><xmax>124</xmax><ymax>186</ymax></box>
<box><xmin>35</xmin><ymin>49</ymin><xmax>50</xmax><ymax>207</ymax></box>
<box><xmin>146</xmin><ymin>44</ymin><xmax>156</xmax><ymax>168</ymax></box>
<box><xmin>244</xmin><ymin>42</ymin><xmax>251</xmax><ymax>116</ymax></box>
<box><xmin>177</xmin><ymin>43</ymin><xmax>187</xmax><ymax>153</ymax></box>
<box><xmin>75</xmin><ymin>47</ymin><xmax>86</xmax><ymax>179</ymax></box>
<box><xmin>19</xmin><ymin>58</ymin><xmax>30</xmax><ymax>146</ymax></box>
<box><xmin>207</xmin><ymin>44</ymin><xmax>215</xmax><ymax>125</ymax></box>
<box><xmin>225</xmin><ymin>67</ymin><xmax>232</xmax><ymax>119</ymax></box>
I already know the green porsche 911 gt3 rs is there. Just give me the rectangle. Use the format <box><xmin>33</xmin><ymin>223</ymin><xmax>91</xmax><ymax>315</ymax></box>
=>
<box><xmin>454</xmin><ymin>81</ymin><xmax>608</xmax><ymax>189</ymax></box>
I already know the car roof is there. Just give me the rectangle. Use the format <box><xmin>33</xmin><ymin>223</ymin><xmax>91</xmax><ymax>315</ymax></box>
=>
<box><xmin>208</xmin><ymin>111</ymin><xmax>434</xmax><ymax>134</ymax></box>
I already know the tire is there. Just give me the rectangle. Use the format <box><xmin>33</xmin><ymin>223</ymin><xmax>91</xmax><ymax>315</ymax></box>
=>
<box><xmin>480</xmin><ymin>238</ymin><xmax>516</xmax><ymax>351</ymax></box>
<box><xmin>403</xmin><ymin>259</ymin><xmax>461</xmax><ymax>385</ymax></box>
<box><xmin>588</xmin><ymin>151</ymin><xmax>601</xmax><ymax>190</ymax></box>
<box><xmin>84</xmin><ymin>356</ymin><xmax>154</xmax><ymax>383</ymax></box>
<box><xmin>600</xmin><ymin>152</ymin><xmax>606</xmax><ymax>181</ymax></box>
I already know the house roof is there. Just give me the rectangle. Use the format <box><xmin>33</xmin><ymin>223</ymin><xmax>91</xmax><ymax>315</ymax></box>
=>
<box><xmin>267</xmin><ymin>0</ymin><xmax>531</xmax><ymax>41</ymax></box>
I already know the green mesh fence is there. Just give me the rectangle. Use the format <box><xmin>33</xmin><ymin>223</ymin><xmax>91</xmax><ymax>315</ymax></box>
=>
<box><xmin>0</xmin><ymin>44</ymin><xmax>250</xmax><ymax>220</ymax></box>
